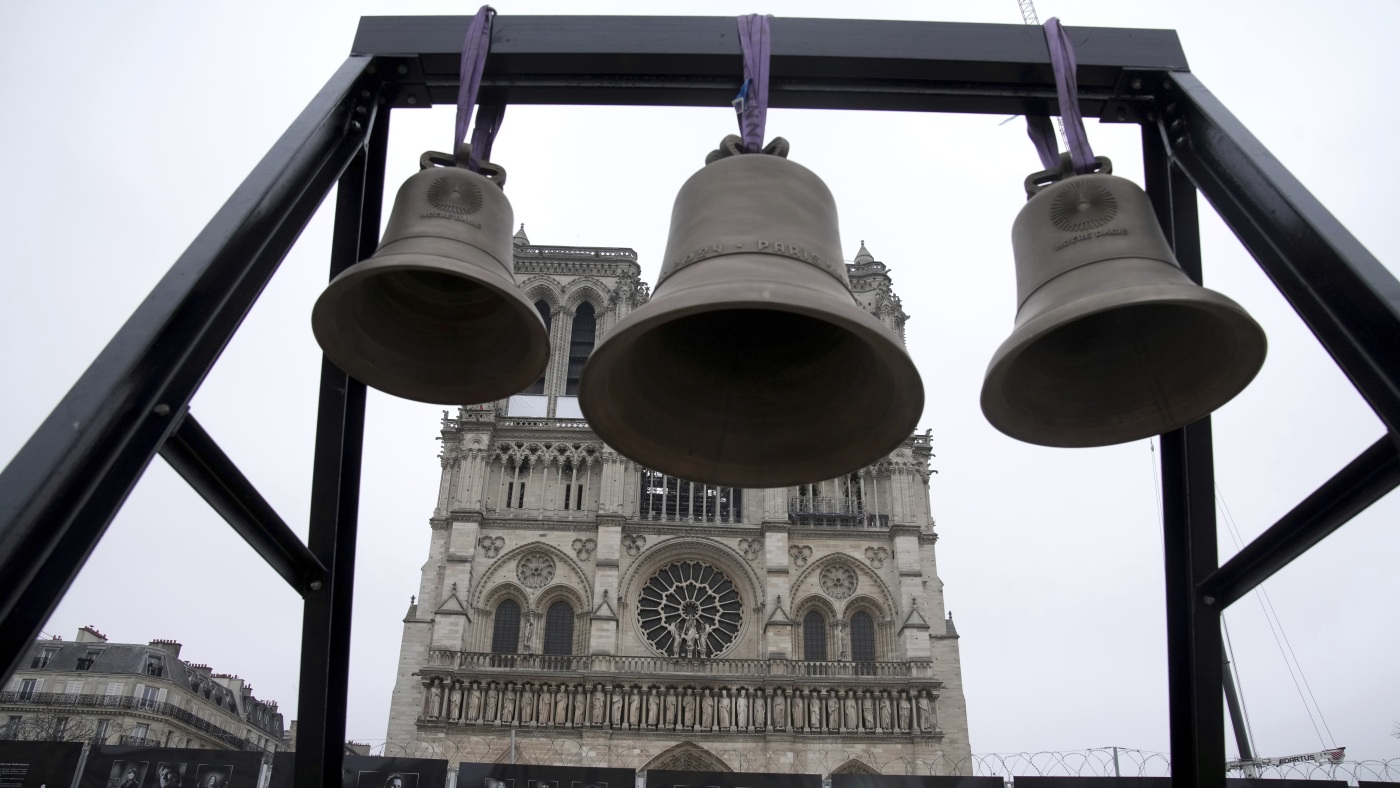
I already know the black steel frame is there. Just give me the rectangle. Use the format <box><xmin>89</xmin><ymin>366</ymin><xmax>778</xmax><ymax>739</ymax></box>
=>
<box><xmin>0</xmin><ymin>15</ymin><xmax>1395</xmax><ymax>786</ymax></box>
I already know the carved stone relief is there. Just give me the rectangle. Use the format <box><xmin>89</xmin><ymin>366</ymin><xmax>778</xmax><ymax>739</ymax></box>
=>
<box><xmin>516</xmin><ymin>552</ymin><xmax>556</xmax><ymax>588</ymax></box>
<box><xmin>737</xmin><ymin>537</ymin><xmax>762</xmax><ymax>561</ymax></box>
<box><xmin>788</xmin><ymin>544</ymin><xmax>812</xmax><ymax>567</ymax></box>
<box><xmin>864</xmin><ymin>546</ymin><xmax>889</xmax><ymax>568</ymax></box>
<box><xmin>622</xmin><ymin>534</ymin><xmax>646</xmax><ymax>557</ymax></box>
<box><xmin>478</xmin><ymin>536</ymin><xmax>504</xmax><ymax>559</ymax></box>
<box><xmin>820</xmin><ymin>562</ymin><xmax>858</xmax><ymax>599</ymax></box>
<box><xmin>572</xmin><ymin>538</ymin><xmax>597</xmax><ymax>561</ymax></box>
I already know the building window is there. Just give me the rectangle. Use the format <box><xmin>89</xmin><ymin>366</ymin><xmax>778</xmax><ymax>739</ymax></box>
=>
<box><xmin>76</xmin><ymin>649</ymin><xmax>100</xmax><ymax>670</ymax></box>
<box><xmin>139</xmin><ymin>685</ymin><xmax>160</xmax><ymax>710</ymax></box>
<box><xmin>94</xmin><ymin>718</ymin><xmax>109</xmax><ymax>744</ymax></box>
<box><xmin>803</xmin><ymin>612</ymin><xmax>827</xmax><ymax>661</ymax></box>
<box><xmin>30</xmin><ymin>647</ymin><xmax>58</xmax><ymax>669</ymax></box>
<box><xmin>131</xmin><ymin>723</ymin><xmax>149</xmax><ymax>740</ymax></box>
<box><xmin>564</xmin><ymin>302</ymin><xmax>596</xmax><ymax>395</ymax></box>
<box><xmin>505</xmin><ymin>481</ymin><xmax>525</xmax><ymax>509</ymax></box>
<box><xmin>638</xmin><ymin>469</ymin><xmax>742</xmax><ymax>523</ymax></box>
<box><xmin>523</xmin><ymin>300</ymin><xmax>552</xmax><ymax>395</ymax></box>
<box><xmin>542</xmin><ymin>601</ymin><xmax>575</xmax><ymax>655</ymax></box>
<box><xmin>144</xmin><ymin>654</ymin><xmax>164</xmax><ymax>677</ymax></box>
<box><xmin>491</xmin><ymin>599</ymin><xmax>521</xmax><ymax>654</ymax></box>
<box><xmin>53</xmin><ymin>716</ymin><xmax>68</xmax><ymax>738</ymax></box>
<box><xmin>850</xmin><ymin>611</ymin><xmax>876</xmax><ymax>662</ymax></box>
<box><xmin>17</xmin><ymin>679</ymin><xmax>36</xmax><ymax>699</ymax></box>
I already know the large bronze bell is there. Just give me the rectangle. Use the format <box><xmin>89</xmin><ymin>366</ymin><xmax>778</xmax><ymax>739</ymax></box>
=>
<box><xmin>311</xmin><ymin>145</ymin><xmax>548</xmax><ymax>405</ymax></box>
<box><xmin>981</xmin><ymin>155</ymin><xmax>1267</xmax><ymax>447</ymax></box>
<box><xmin>579</xmin><ymin>137</ymin><xmax>925</xmax><ymax>487</ymax></box>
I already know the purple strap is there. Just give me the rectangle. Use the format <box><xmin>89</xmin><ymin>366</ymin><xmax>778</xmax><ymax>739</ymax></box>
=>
<box><xmin>1026</xmin><ymin>115</ymin><xmax>1060</xmax><ymax>170</ymax></box>
<box><xmin>735</xmin><ymin>14</ymin><xmax>772</xmax><ymax>154</ymax></box>
<box><xmin>455</xmin><ymin>6</ymin><xmax>496</xmax><ymax>170</ymax></box>
<box><xmin>470</xmin><ymin>103</ymin><xmax>506</xmax><ymax>164</ymax></box>
<box><xmin>1042</xmin><ymin>17</ymin><xmax>1096</xmax><ymax>174</ymax></box>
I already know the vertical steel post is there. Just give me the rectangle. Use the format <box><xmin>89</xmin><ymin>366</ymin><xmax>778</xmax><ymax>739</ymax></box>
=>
<box><xmin>1143</xmin><ymin>123</ymin><xmax>1226</xmax><ymax>788</ymax></box>
<box><xmin>293</xmin><ymin>101</ymin><xmax>390</xmax><ymax>785</ymax></box>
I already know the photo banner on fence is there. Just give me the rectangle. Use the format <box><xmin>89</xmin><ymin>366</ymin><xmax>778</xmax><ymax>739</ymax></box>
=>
<box><xmin>269</xmin><ymin>752</ymin><xmax>450</xmax><ymax>788</ymax></box>
<box><xmin>832</xmin><ymin>774</ymin><xmax>1006</xmax><ymax>788</ymax></box>
<box><xmin>456</xmin><ymin>762</ymin><xmax>636</xmax><ymax>788</ymax></box>
<box><xmin>79</xmin><ymin>744</ymin><xmax>264</xmax><ymax>788</ymax></box>
<box><xmin>0</xmin><ymin>741</ymin><xmax>85</xmax><ymax>788</ymax></box>
<box><xmin>645</xmin><ymin>769</ymin><xmax>821</xmax><ymax>788</ymax></box>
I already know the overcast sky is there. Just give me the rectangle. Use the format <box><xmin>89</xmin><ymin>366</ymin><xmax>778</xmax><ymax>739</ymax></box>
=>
<box><xmin>2</xmin><ymin>0</ymin><xmax>1397</xmax><ymax>771</ymax></box>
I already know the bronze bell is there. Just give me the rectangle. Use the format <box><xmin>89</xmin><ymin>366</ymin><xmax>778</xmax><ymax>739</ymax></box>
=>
<box><xmin>579</xmin><ymin>137</ymin><xmax>925</xmax><ymax>487</ymax></box>
<box><xmin>981</xmin><ymin>155</ymin><xmax>1267</xmax><ymax>447</ymax></box>
<box><xmin>311</xmin><ymin>145</ymin><xmax>548</xmax><ymax>405</ymax></box>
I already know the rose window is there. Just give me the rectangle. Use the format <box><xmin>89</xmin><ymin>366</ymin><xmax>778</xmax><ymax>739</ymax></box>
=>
<box><xmin>820</xmin><ymin>563</ymin><xmax>858</xmax><ymax>599</ymax></box>
<box><xmin>516</xmin><ymin>552</ymin><xmax>556</xmax><ymax>588</ymax></box>
<box><xmin>637</xmin><ymin>561</ymin><xmax>742</xmax><ymax>658</ymax></box>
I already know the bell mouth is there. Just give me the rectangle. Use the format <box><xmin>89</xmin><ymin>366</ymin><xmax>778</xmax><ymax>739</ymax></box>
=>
<box><xmin>581</xmin><ymin>254</ymin><xmax>924</xmax><ymax>487</ymax></box>
<box><xmin>312</xmin><ymin>253</ymin><xmax>548</xmax><ymax>405</ymax></box>
<box><xmin>982</xmin><ymin>291</ymin><xmax>1267</xmax><ymax>447</ymax></box>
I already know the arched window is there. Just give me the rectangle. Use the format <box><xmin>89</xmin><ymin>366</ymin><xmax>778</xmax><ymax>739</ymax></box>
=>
<box><xmin>803</xmin><ymin>611</ymin><xmax>827</xmax><ymax>661</ymax></box>
<box><xmin>564</xmin><ymin>302</ymin><xmax>596</xmax><ymax>395</ymax></box>
<box><xmin>850</xmin><ymin>611</ymin><xmax>876</xmax><ymax>662</ymax></box>
<box><xmin>542</xmin><ymin>600</ymin><xmax>575</xmax><ymax>655</ymax></box>
<box><xmin>523</xmin><ymin>300</ymin><xmax>552</xmax><ymax>394</ymax></box>
<box><xmin>491</xmin><ymin>599</ymin><xmax>521</xmax><ymax>653</ymax></box>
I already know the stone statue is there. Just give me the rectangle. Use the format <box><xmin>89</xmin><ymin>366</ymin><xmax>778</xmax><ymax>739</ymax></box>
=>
<box><xmin>501</xmin><ymin>684</ymin><xmax>517</xmax><ymax>724</ymax></box>
<box><xmin>628</xmin><ymin>687</ymin><xmax>641</xmax><ymax>727</ymax></box>
<box><xmin>807</xmin><ymin>689</ymin><xmax>821</xmax><ymax>729</ymax></box>
<box><xmin>427</xmin><ymin>681</ymin><xmax>443</xmax><ymax>717</ymax></box>
<box><xmin>522</xmin><ymin>615</ymin><xmax>535</xmax><ymax>654</ymax></box>
<box><xmin>537</xmin><ymin>687</ymin><xmax>552</xmax><ymax>725</ymax></box>
<box><xmin>610</xmin><ymin>686</ymin><xmax>624</xmax><ymax>726</ymax></box>
<box><xmin>664</xmin><ymin>688</ymin><xmax>678</xmax><ymax>728</ymax></box>
<box><xmin>861</xmin><ymin>691</ymin><xmax>875</xmax><ymax>730</ymax></box>
<box><xmin>554</xmin><ymin>684</ymin><xmax>569</xmax><ymax>725</ymax></box>
<box><xmin>448</xmin><ymin>682</ymin><xmax>462</xmax><ymax>720</ymax></box>
<box><xmin>573</xmin><ymin>685</ymin><xmax>587</xmax><ymax>726</ymax></box>
<box><xmin>879</xmin><ymin>692</ymin><xmax>893</xmax><ymax>730</ymax></box>
<box><xmin>591</xmin><ymin>684</ymin><xmax>606</xmax><ymax>725</ymax></box>
<box><xmin>735</xmin><ymin>688</ymin><xmax>749</xmax><ymax>729</ymax></box>
<box><xmin>520</xmin><ymin>685</ymin><xmax>534</xmax><ymax>724</ymax></box>
<box><xmin>752</xmin><ymin>689</ymin><xmax>765</xmax><ymax>729</ymax></box>
<box><xmin>695</xmin><ymin>620</ymin><xmax>709</xmax><ymax>658</ymax></box>
<box><xmin>485</xmin><ymin>684</ymin><xmax>499</xmax><ymax>722</ymax></box>
<box><xmin>680</xmin><ymin>619</ymin><xmax>700</xmax><ymax>658</ymax></box>
<box><xmin>668</xmin><ymin>618</ymin><xmax>684</xmax><ymax>657</ymax></box>
<box><xmin>897</xmin><ymin>692</ymin><xmax>912</xmax><ymax>731</ymax></box>
<box><xmin>826</xmin><ymin>688</ymin><xmax>840</xmax><ymax>731</ymax></box>
<box><xmin>718</xmin><ymin>689</ymin><xmax>731</xmax><ymax>729</ymax></box>
<box><xmin>647</xmin><ymin>688</ymin><xmax>660</xmax><ymax>727</ymax></box>
<box><xmin>681</xmin><ymin>689</ymin><xmax>695</xmax><ymax>728</ymax></box>
<box><xmin>467</xmin><ymin>684</ymin><xmax>482</xmax><ymax>721</ymax></box>
<box><xmin>771</xmin><ymin>691</ymin><xmax>785</xmax><ymax>729</ymax></box>
<box><xmin>700</xmin><ymin>688</ymin><xmax>714</xmax><ymax>729</ymax></box>
<box><xmin>790</xmin><ymin>689</ymin><xmax>803</xmax><ymax>729</ymax></box>
<box><xmin>916</xmin><ymin>692</ymin><xmax>933</xmax><ymax>731</ymax></box>
<box><xmin>843</xmin><ymin>690</ymin><xmax>857</xmax><ymax>730</ymax></box>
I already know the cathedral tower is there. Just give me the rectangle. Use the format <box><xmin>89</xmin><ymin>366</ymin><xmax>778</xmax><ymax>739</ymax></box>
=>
<box><xmin>385</xmin><ymin>232</ymin><xmax>969</xmax><ymax>775</ymax></box>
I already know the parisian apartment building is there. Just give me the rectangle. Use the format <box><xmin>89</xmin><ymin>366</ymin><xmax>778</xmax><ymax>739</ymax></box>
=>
<box><xmin>383</xmin><ymin>228</ymin><xmax>970</xmax><ymax>775</ymax></box>
<box><xmin>3</xmin><ymin>626</ymin><xmax>286</xmax><ymax>755</ymax></box>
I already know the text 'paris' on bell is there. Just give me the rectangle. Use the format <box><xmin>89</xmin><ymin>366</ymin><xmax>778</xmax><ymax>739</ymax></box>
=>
<box><xmin>981</xmin><ymin>155</ymin><xmax>1267</xmax><ymax>447</ymax></box>
<box><xmin>311</xmin><ymin>145</ymin><xmax>549</xmax><ymax>405</ymax></box>
<box><xmin>579</xmin><ymin>136</ymin><xmax>925</xmax><ymax>488</ymax></box>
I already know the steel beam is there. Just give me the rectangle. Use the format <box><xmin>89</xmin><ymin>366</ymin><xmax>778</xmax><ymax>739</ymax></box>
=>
<box><xmin>158</xmin><ymin>411</ymin><xmax>325</xmax><ymax>595</ymax></box>
<box><xmin>1165</xmin><ymin>70</ymin><xmax>1400</xmax><ymax>437</ymax></box>
<box><xmin>1200</xmin><ymin>435</ymin><xmax>1400</xmax><ymax>610</ymax></box>
<box><xmin>353</xmin><ymin>15</ymin><xmax>1186</xmax><ymax>118</ymax></box>
<box><xmin>1145</xmin><ymin>124</ymin><xmax>1226</xmax><ymax>788</ymax></box>
<box><xmin>292</xmin><ymin>96</ymin><xmax>388</xmax><ymax>788</ymax></box>
<box><xmin>0</xmin><ymin>55</ymin><xmax>380</xmax><ymax>683</ymax></box>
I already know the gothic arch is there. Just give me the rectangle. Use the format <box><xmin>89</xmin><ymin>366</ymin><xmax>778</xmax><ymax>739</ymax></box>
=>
<box><xmin>561</xmin><ymin>277</ymin><xmax>609</xmax><ymax>314</ymax></box>
<box><xmin>472</xmin><ymin>541</ymin><xmax>592</xmax><ymax>609</ymax></box>
<box><xmin>533</xmin><ymin>582</ymin><xmax>590</xmax><ymax>654</ymax></box>
<box><xmin>519</xmin><ymin>276</ymin><xmax>564</xmax><ymax>307</ymax></box>
<box><xmin>641</xmin><ymin>742</ymin><xmax>733</xmax><ymax>773</ymax></box>
<box><xmin>843</xmin><ymin>593</ymin><xmax>892</xmax><ymax>661</ymax></box>
<box><xmin>831</xmin><ymin>759</ymin><xmax>880</xmax><ymax>775</ymax></box>
<box><xmin>791</xmin><ymin>594</ymin><xmax>838</xmax><ymax>660</ymax></box>
<box><xmin>789</xmin><ymin>551</ymin><xmax>896</xmax><ymax>618</ymax></box>
<box><xmin>617</xmin><ymin>535</ymin><xmax>763</xmax><ymax>659</ymax></box>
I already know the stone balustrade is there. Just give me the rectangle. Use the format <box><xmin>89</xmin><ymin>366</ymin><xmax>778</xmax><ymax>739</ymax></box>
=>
<box><xmin>416</xmin><ymin>676</ymin><xmax>941</xmax><ymax>736</ymax></box>
<box><xmin>426</xmin><ymin>651</ymin><xmax>938</xmax><ymax>680</ymax></box>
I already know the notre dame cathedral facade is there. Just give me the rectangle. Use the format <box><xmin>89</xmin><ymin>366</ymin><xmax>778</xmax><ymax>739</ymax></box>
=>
<box><xmin>384</xmin><ymin>227</ymin><xmax>970</xmax><ymax>775</ymax></box>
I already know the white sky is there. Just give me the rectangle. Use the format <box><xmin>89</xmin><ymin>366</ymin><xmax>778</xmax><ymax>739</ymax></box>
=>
<box><xmin>2</xmin><ymin>0</ymin><xmax>1397</xmax><ymax>769</ymax></box>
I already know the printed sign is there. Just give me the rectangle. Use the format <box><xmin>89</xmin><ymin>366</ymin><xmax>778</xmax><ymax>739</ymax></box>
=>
<box><xmin>457</xmin><ymin>762</ymin><xmax>636</xmax><ymax>788</ymax></box>
<box><xmin>0</xmin><ymin>741</ymin><xmax>85</xmax><ymax>788</ymax></box>
<box><xmin>269</xmin><ymin>753</ymin><xmax>449</xmax><ymax>788</ymax></box>
<box><xmin>80</xmin><ymin>745</ymin><xmax>263</xmax><ymax>788</ymax></box>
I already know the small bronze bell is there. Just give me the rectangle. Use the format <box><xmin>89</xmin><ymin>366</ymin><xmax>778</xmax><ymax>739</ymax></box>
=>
<box><xmin>311</xmin><ymin>145</ymin><xmax>548</xmax><ymax>405</ymax></box>
<box><xmin>580</xmin><ymin>137</ymin><xmax>925</xmax><ymax>487</ymax></box>
<box><xmin>981</xmin><ymin>155</ymin><xmax>1267</xmax><ymax>447</ymax></box>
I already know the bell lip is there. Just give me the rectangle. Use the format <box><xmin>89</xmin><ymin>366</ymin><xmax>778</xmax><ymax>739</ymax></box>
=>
<box><xmin>311</xmin><ymin>250</ymin><xmax>549</xmax><ymax>406</ymax></box>
<box><xmin>980</xmin><ymin>277</ymin><xmax>1267</xmax><ymax>448</ymax></box>
<box><xmin>580</xmin><ymin>257</ymin><xmax>925</xmax><ymax>487</ymax></box>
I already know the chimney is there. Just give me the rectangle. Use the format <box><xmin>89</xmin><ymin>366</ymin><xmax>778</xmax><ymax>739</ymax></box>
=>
<box><xmin>76</xmin><ymin>626</ymin><xmax>108</xmax><ymax>643</ymax></box>
<box><xmin>149</xmin><ymin>638</ymin><xmax>182</xmax><ymax>658</ymax></box>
